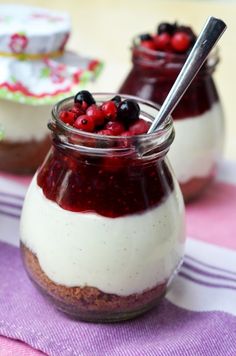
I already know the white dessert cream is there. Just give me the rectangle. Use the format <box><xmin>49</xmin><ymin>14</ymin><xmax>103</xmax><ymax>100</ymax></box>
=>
<box><xmin>20</xmin><ymin>176</ymin><xmax>185</xmax><ymax>296</ymax></box>
<box><xmin>168</xmin><ymin>103</ymin><xmax>224</xmax><ymax>183</ymax></box>
<box><xmin>0</xmin><ymin>100</ymin><xmax>50</xmax><ymax>142</ymax></box>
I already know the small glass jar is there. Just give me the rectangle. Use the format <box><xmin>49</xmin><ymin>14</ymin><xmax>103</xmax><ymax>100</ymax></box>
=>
<box><xmin>119</xmin><ymin>38</ymin><xmax>224</xmax><ymax>201</ymax></box>
<box><xmin>0</xmin><ymin>101</ymin><xmax>51</xmax><ymax>175</ymax></box>
<box><xmin>20</xmin><ymin>94</ymin><xmax>185</xmax><ymax>322</ymax></box>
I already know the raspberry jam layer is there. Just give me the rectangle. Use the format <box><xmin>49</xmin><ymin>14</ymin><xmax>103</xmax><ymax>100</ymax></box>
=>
<box><xmin>119</xmin><ymin>62</ymin><xmax>219</xmax><ymax>120</ymax></box>
<box><xmin>37</xmin><ymin>145</ymin><xmax>174</xmax><ymax>218</ymax></box>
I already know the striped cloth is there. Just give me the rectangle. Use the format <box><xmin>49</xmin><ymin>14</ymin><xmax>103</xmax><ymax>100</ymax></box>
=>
<box><xmin>0</xmin><ymin>160</ymin><xmax>236</xmax><ymax>356</ymax></box>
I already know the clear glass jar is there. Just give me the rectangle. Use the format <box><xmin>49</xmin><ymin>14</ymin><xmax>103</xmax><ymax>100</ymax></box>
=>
<box><xmin>0</xmin><ymin>101</ymin><xmax>51</xmax><ymax>174</ymax></box>
<box><xmin>20</xmin><ymin>94</ymin><xmax>185</xmax><ymax>322</ymax></box>
<box><xmin>119</xmin><ymin>38</ymin><xmax>224</xmax><ymax>202</ymax></box>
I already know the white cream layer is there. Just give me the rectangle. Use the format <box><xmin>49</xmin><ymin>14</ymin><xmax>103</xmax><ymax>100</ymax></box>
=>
<box><xmin>0</xmin><ymin>100</ymin><xmax>51</xmax><ymax>142</ymax></box>
<box><xmin>168</xmin><ymin>103</ymin><xmax>224</xmax><ymax>183</ymax></box>
<box><xmin>20</xmin><ymin>176</ymin><xmax>185</xmax><ymax>296</ymax></box>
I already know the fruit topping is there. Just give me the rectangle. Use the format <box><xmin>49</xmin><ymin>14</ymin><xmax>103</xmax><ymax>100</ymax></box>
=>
<box><xmin>171</xmin><ymin>31</ymin><xmax>191</xmax><ymax>53</ymax></box>
<box><xmin>157</xmin><ymin>22</ymin><xmax>177</xmax><ymax>35</ymax></box>
<box><xmin>139</xmin><ymin>33</ymin><xmax>153</xmax><ymax>41</ymax></box>
<box><xmin>139</xmin><ymin>22</ymin><xmax>196</xmax><ymax>54</ymax></box>
<box><xmin>153</xmin><ymin>33</ymin><xmax>171</xmax><ymax>51</ymax></box>
<box><xmin>101</xmin><ymin>100</ymin><xmax>117</xmax><ymax>121</ymax></box>
<box><xmin>117</xmin><ymin>99</ymin><xmax>140</xmax><ymax>123</ymax></box>
<box><xmin>73</xmin><ymin>115</ymin><xmax>95</xmax><ymax>132</ymax></box>
<box><xmin>74</xmin><ymin>90</ymin><xmax>95</xmax><ymax>106</ymax></box>
<box><xmin>59</xmin><ymin>111</ymin><xmax>75</xmax><ymax>125</ymax></box>
<box><xmin>111</xmin><ymin>95</ymin><xmax>122</xmax><ymax>106</ymax></box>
<box><xmin>86</xmin><ymin>104</ymin><xmax>105</xmax><ymax>126</ymax></box>
<box><xmin>59</xmin><ymin>91</ymin><xmax>150</xmax><ymax>136</ymax></box>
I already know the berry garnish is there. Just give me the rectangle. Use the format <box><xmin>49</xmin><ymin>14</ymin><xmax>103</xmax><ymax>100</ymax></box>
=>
<box><xmin>139</xmin><ymin>33</ymin><xmax>152</xmax><ymax>41</ymax></box>
<box><xmin>60</xmin><ymin>91</ymin><xmax>149</xmax><ymax>137</ymax></box>
<box><xmin>97</xmin><ymin>129</ymin><xmax>112</xmax><ymax>136</ymax></box>
<box><xmin>157</xmin><ymin>22</ymin><xmax>177</xmax><ymax>35</ymax></box>
<box><xmin>101</xmin><ymin>100</ymin><xmax>117</xmax><ymax>121</ymax></box>
<box><xmin>171</xmin><ymin>32</ymin><xmax>191</xmax><ymax>52</ymax></box>
<box><xmin>153</xmin><ymin>33</ymin><xmax>171</xmax><ymax>51</ymax></box>
<box><xmin>111</xmin><ymin>95</ymin><xmax>122</xmax><ymax>106</ymax></box>
<box><xmin>140</xmin><ymin>40</ymin><xmax>156</xmax><ymax>51</ymax></box>
<box><xmin>73</xmin><ymin>115</ymin><xmax>95</xmax><ymax>132</ymax></box>
<box><xmin>59</xmin><ymin>111</ymin><xmax>75</xmax><ymax>125</ymax></box>
<box><xmin>86</xmin><ymin>104</ymin><xmax>105</xmax><ymax>126</ymax></box>
<box><xmin>139</xmin><ymin>22</ymin><xmax>195</xmax><ymax>54</ymax></box>
<box><xmin>74</xmin><ymin>90</ymin><xmax>95</xmax><ymax>106</ymax></box>
<box><xmin>129</xmin><ymin>119</ymin><xmax>151</xmax><ymax>135</ymax></box>
<box><xmin>117</xmin><ymin>100</ymin><xmax>140</xmax><ymax>123</ymax></box>
<box><xmin>105</xmin><ymin>121</ymin><xmax>125</xmax><ymax>135</ymax></box>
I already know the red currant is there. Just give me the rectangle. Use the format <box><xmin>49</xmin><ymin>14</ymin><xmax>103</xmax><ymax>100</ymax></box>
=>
<box><xmin>97</xmin><ymin>129</ymin><xmax>112</xmax><ymax>136</ymax></box>
<box><xmin>153</xmin><ymin>33</ymin><xmax>171</xmax><ymax>51</ymax></box>
<box><xmin>86</xmin><ymin>104</ymin><xmax>105</xmax><ymax>126</ymax></box>
<box><xmin>140</xmin><ymin>40</ymin><xmax>156</xmax><ymax>51</ymax></box>
<box><xmin>105</xmin><ymin>121</ymin><xmax>125</xmax><ymax>135</ymax></box>
<box><xmin>59</xmin><ymin>111</ymin><xmax>75</xmax><ymax>125</ymax></box>
<box><xmin>101</xmin><ymin>100</ymin><xmax>117</xmax><ymax>121</ymax></box>
<box><xmin>171</xmin><ymin>32</ymin><xmax>191</xmax><ymax>52</ymax></box>
<box><xmin>129</xmin><ymin>119</ymin><xmax>150</xmax><ymax>135</ymax></box>
<box><xmin>73</xmin><ymin>115</ymin><xmax>95</xmax><ymax>132</ymax></box>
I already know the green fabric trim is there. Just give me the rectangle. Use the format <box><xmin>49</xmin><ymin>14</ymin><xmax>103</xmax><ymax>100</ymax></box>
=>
<box><xmin>0</xmin><ymin>62</ymin><xmax>104</xmax><ymax>106</ymax></box>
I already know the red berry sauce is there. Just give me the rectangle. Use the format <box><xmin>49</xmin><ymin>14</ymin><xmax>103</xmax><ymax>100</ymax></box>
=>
<box><xmin>119</xmin><ymin>22</ymin><xmax>219</xmax><ymax>120</ymax></box>
<box><xmin>37</xmin><ymin>92</ymin><xmax>174</xmax><ymax>218</ymax></box>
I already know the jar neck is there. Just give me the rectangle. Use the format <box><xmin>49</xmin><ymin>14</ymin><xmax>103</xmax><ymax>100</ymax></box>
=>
<box><xmin>49</xmin><ymin>94</ymin><xmax>175</xmax><ymax>161</ymax></box>
<box><xmin>131</xmin><ymin>44</ymin><xmax>219</xmax><ymax>79</ymax></box>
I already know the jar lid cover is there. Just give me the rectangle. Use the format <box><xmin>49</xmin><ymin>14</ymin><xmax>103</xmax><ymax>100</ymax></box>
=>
<box><xmin>0</xmin><ymin>5</ymin><xmax>103</xmax><ymax>105</ymax></box>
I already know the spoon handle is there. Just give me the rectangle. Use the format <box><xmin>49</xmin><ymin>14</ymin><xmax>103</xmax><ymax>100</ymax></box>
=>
<box><xmin>148</xmin><ymin>16</ymin><xmax>226</xmax><ymax>133</ymax></box>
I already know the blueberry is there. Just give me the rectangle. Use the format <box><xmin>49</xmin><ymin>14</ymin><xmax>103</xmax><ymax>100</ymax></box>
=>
<box><xmin>74</xmin><ymin>90</ymin><xmax>95</xmax><ymax>106</ymax></box>
<box><xmin>117</xmin><ymin>100</ymin><xmax>140</xmax><ymax>123</ymax></box>
<box><xmin>111</xmin><ymin>95</ymin><xmax>122</xmax><ymax>106</ymax></box>
<box><xmin>157</xmin><ymin>22</ymin><xmax>177</xmax><ymax>35</ymax></box>
<box><xmin>139</xmin><ymin>33</ymin><xmax>152</xmax><ymax>41</ymax></box>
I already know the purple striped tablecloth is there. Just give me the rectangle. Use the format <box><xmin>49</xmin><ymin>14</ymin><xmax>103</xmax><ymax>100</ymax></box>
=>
<box><xmin>0</xmin><ymin>160</ymin><xmax>236</xmax><ymax>356</ymax></box>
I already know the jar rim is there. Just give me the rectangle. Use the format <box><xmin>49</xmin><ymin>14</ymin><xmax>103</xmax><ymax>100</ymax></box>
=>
<box><xmin>131</xmin><ymin>35</ymin><xmax>219</xmax><ymax>69</ymax></box>
<box><xmin>50</xmin><ymin>93</ymin><xmax>175</xmax><ymax>158</ymax></box>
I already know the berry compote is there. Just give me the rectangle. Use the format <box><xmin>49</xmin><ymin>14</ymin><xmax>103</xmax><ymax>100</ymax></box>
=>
<box><xmin>20</xmin><ymin>92</ymin><xmax>185</xmax><ymax>322</ymax></box>
<box><xmin>119</xmin><ymin>22</ymin><xmax>224</xmax><ymax>202</ymax></box>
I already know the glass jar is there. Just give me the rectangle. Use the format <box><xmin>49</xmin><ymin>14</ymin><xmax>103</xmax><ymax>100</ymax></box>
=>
<box><xmin>20</xmin><ymin>94</ymin><xmax>185</xmax><ymax>322</ymax></box>
<box><xmin>0</xmin><ymin>101</ymin><xmax>51</xmax><ymax>175</ymax></box>
<box><xmin>119</xmin><ymin>38</ymin><xmax>224</xmax><ymax>202</ymax></box>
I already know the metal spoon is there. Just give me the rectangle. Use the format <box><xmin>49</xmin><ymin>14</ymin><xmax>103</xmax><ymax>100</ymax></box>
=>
<box><xmin>148</xmin><ymin>16</ymin><xmax>227</xmax><ymax>133</ymax></box>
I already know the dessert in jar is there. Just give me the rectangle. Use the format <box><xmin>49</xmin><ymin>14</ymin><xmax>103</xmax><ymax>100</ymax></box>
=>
<box><xmin>119</xmin><ymin>22</ymin><xmax>224</xmax><ymax>201</ymax></box>
<box><xmin>20</xmin><ymin>90</ymin><xmax>185</xmax><ymax>322</ymax></box>
<box><xmin>0</xmin><ymin>5</ymin><xmax>102</xmax><ymax>174</ymax></box>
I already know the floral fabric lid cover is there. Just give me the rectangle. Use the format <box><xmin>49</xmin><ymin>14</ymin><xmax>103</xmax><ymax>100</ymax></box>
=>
<box><xmin>0</xmin><ymin>4</ymin><xmax>102</xmax><ymax>105</ymax></box>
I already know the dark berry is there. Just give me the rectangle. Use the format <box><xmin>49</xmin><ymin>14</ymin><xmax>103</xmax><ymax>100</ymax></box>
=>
<box><xmin>177</xmin><ymin>26</ymin><xmax>197</xmax><ymax>44</ymax></box>
<box><xmin>157</xmin><ymin>22</ymin><xmax>177</xmax><ymax>35</ymax></box>
<box><xmin>59</xmin><ymin>111</ymin><xmax>75</xmax><ymax>125</ymax></box>
<box><xmin>171</xmin><ymin>32</ymin><xmax>191</xmax><ymax>52</ymax></box>
<box><xmin>153</xmin><ymin>33</ymin><xmax>171</xmax><ymax>51</ymax></box>
<box><xmin>105</xmin><ymin>121</ymin><xmax>125</xmax><ymax>135</ymax></box>
<box><xmin>73</xmin><ymin>115</ymin><xmax>95</xmax><ymax>132</ymax></box>
<box><xmin>101</xmin><ymin>100</ymin><xmax>117</xmax><ymax>120</ymax></box>
<box><xmin>140</xmin><ymin>40</ymin><xmax>156</xmax><ymax>51</ymax></box>
<box><xmin>129</xmin><ymin>119</ymin><xmax>151</xmax><ymax>135</ymax></box>
<box><xmin>117</xmin><ymin>100</ymin><xmax>140</xmax><ymax>123</ymax></box>
<box><xmin>74</xmin><ymin>90</ymin><xmax>95</xmax><ymax>106</ymax></box>
<box><xmin>139</xmin><ymin>33</ymin><xmax>152</xmax><ymax>41</ymax></box>
<box><xmin>86</xmin><ymin>104</ymin><xmax>105</xmax><ymax>126</ymax></box>
<box><xmin>111</xmin><ymin>95</ymin><xmax>122</xmax><ymax>106</ymax></box>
